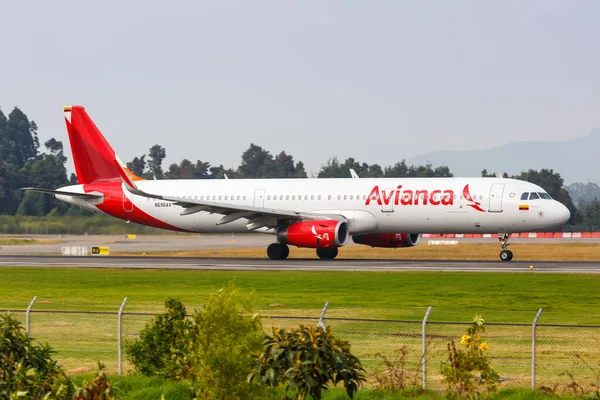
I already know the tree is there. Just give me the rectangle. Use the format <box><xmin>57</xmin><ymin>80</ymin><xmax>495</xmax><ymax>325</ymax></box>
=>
<box><xmin>239</xmin><ymin>144</ymin><xmax>273</xmax><ymax>178</ymax></box>
<box><xmin>2</xmin><ymin>107</ymin><xmax>39</xmax><ymax>168</ymax></box>
<box><xmin>147</xmin><ymin>144</ymin><xmax>166</xmax><ymax>179</ymax></box>
<box><xmin>17</xmin><ymin>139</ymin><xmax>70</xmax><ymax>215</ymax></box>
<box><xmin>127</xmin><ymin>155</ymin><xmax>146</xmax><ymax>177</ymax></box>
<box><xmin>579</xmin><ymin>198</ymin><xmax>600</xmax><ymax>231</ymax></box>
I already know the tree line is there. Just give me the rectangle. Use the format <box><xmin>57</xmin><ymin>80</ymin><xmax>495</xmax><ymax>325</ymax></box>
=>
<box><xmin>1</xmin><ymin>105</ymin><xmax>599</xmax><ymax>230</ymax></box>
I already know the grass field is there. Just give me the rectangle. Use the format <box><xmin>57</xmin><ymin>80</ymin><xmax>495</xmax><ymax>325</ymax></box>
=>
<box><xmin>0</xmin><ymin>238</ymin><xmax>63</xmax><ymax>245</ymax></box>
<box><xmin>1</xmin><ymin>267</ymin><xmax>599</xmax><ymax>390</ymax></box>
<box><xmin>1</xmin><ymin>267</ymin><xmax>599</xmax><ymax>323</ymax></box>
<box><xmin>115</xmin><ymin>242</ymin><xmax>600</xmax><ymax>261</ymax></box>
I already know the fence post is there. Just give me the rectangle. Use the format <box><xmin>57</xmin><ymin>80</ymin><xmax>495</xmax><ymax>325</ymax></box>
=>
<box><xmin>317</xmin><ymin>301</ymin><xmax>329</xmax><ymax>331</ymax></box>
<box><xmin>118</xmin><ymin>297</ymin><xmax>128</xmax><ymax>376</ymax></box>
<box><xmin>26</xmin><ymin>296</ymin><xmax>37</xmax><ymax>337</ymax></box>
<box><xmin>532</xmin><ymin>308</ymin><xmax>543</xmax><ymax>389</ymax></box>
<box><xmin>422</xmin><ymin>306</ymin><xmax>432</xmax><ymax>389</ymax></box>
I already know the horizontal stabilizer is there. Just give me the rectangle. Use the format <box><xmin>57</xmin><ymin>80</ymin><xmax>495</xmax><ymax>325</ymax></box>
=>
<box><xmin>21</xmin><ymin>187</ymin><xmax>103</xmax><ymax>199</ymax></box>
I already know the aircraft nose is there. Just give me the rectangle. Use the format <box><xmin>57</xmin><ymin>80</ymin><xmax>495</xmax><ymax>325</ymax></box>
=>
<box><xmin>554</xmin><ymin>202</ymin><xmax>570</xmax><ymax>225</ymax></box>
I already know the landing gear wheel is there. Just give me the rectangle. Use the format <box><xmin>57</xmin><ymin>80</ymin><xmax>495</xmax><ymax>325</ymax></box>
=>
<box><xmin>498</xmin><ymin>233</ymin><xmax>513</xmax><ymax>262</ymax></box>
<box><xmin>499</xmin><ymin>250</ymin><xmax>513</xmax><ymax>262</ymax></box>
<box><xmin>281</xmin><ymin>244</ymin><xmax>290</xmax><ymax>260</ymax></box>
<box><xmin>267</xmin><ymin>243</ymin><xmax>289</xmax><ymax>260</ymax></box>
<box><xmin>316</xmin><ymin>248</ymin><xmax>338</xmax><ymax>260</ymax></box>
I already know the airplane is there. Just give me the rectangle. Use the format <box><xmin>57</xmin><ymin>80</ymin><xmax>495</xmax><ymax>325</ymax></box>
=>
<box><xmin>23</xmin><ymin>106</ymin><xmax>571</xmax><ymax>262</ymax></box>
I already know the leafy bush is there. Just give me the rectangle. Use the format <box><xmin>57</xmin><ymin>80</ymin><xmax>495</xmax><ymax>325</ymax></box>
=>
<box><xmin>125</xmin><ymin>298</ymin><xmax>196</xmax><ymax>380</ymax></box>
<box><xmin>0</xmin><ymin>312</ymin><xmax>71</xmax><ymax>399</ymax></box>
<box><xmin>188</xmin><ymin>284</ymin><xmax>264</xmax><ymax>399</ymax></box>
<box><xmin>125</xmin><ymin>284</ymin><xmax>264</xmax><ymax>399</ymax></box>
<box><xmin>249</xmin><ymin>324</ymin><xmax>366</xmax><ymax>400</ymax></box>
<box><xmin>440</xmin><ymin>315</ymin><xmax>500</xmax><ymax>399</ymax></box>
<box><xmin>72</xmin><ymin>362</ymin><xmax>117</xmax><ymax>400</ymax></box>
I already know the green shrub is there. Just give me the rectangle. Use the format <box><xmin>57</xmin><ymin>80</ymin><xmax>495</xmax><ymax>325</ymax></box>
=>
<box><xmin>125</xmin><ymin>298</ymin><xmax>196</xmax><ymax>380</ymax></box>
<box><xmin>188</xmin><ymin>284</ymin><xmax>264</xmax><ymax>400</ymax></box>
<box><xmin>72</xmin><ymin>362</ymin><xmax>117</xmax><ymax>400</ymax></box>
<box><xmin>125</xmin><ymin>284</ymin><xmax>264</xmax><ymax>399</ymax></box>
<box><xmin>249</xmin><ymin>324</ymin><xmax>366</xmax><ymax>400</ymax></box>
<box><xmin>0</xmin><ymin>312</ymin><xmax>72</xmax><ymax>399</ymax></box>
<box><xmin>440</xmin><ymin>315</ymin><xmax>500</xmax><ymax>399</ymax></box>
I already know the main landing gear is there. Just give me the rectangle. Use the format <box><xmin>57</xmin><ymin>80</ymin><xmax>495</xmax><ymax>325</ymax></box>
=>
<box><xmin>266</xmin><ymin>244</ymin><xmax>339</xmax><ymax>260</ymax></box>
<box><xmin>316</xmin><ymin>248</ymin><xmax>338</xmax><ymax>260</ymax></box>
<box><xmin>267</xmin><ymin>243</ymin><xmax>290</xmax><ymax>260</ymax></box>
<box><xmin>498</xmin><ymin>233</ymin><xmax>513</xmax><ymax>261</ymax></box>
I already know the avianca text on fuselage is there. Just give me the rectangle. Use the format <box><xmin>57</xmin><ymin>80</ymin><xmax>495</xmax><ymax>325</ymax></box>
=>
<box><xmin>365</xmin><ymin>185</ymin><xmax>455</xmax><ymax>206</ymax></box>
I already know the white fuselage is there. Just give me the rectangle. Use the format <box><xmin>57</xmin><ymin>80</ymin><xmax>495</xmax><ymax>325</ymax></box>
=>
<box><xmin>60</xmin><ymin>177</ymin><xmax>571</xmax><ymax>235</ymax></box>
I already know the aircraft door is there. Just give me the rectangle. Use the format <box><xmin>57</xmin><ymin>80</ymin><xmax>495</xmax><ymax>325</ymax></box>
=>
<box><xmin>381</xmin><ymin>188</ymin><xmax>395</xmax><ymax>213</ymax></box>
<box><xmin>123</xmin><ymin>192</ymin><xmax>134</xmax><ymax>213</ymax></box>
<box><xmin>253</xmin><ymin>189</ymin><xmax>266</xmax><ymax>208</ymax></box>
<box><xmin>488</xmin><ymin>183</ymin><xmax>504</xmax><ymax>212</ymax></box>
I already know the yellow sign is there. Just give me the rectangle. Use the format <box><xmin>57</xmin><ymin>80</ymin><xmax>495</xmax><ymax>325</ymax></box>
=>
<box><xmin>125</xmin><ymin>234</ymin><xmax>137</xmax><ymax>239</ymax></box>
<box><xmin>91</xmin><ymin>246</ymin><xmax>110</xmax><ymax>255</ymax></box>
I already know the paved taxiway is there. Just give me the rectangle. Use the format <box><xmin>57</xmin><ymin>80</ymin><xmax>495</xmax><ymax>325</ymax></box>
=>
<box><xmin>0</xmin><ymin>255</ymin><xmax>599</xmax><ymax>273</ymax></box>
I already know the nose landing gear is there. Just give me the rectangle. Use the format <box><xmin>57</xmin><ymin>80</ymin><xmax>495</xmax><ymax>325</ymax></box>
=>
<box><xmin>498</xmin><ymin>233</ymin><xmax>513</xmax><ymax>261</ymax></box>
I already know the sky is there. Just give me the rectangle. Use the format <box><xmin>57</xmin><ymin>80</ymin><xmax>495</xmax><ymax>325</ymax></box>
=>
<box><xmin>1</xmin><ymin>1</ymin><xmax>599</xmax><ymax>176</ymax></box>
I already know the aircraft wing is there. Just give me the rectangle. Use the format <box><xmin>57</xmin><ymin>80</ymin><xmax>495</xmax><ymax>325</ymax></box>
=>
<box><xmin>113</xmin><ymin>161</ymin><xmax>344</xmax><ymax>230</ymax></box>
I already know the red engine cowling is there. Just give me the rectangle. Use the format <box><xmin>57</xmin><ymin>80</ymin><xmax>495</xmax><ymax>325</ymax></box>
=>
<box><xmin>352</xmin><ymin>233</ymin><xmax>421</xmax><ymax>248</ymax></box>
<box><xmin>277</xmin><ymin>220</ymin><xmax>349</xmax><ymax>248</ymax></box>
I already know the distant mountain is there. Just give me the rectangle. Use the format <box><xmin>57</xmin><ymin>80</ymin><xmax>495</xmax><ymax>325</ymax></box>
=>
<box><xmin>564</xmin><ymin>182</ymin><xmax>600</xmax><ymax>206</ymax></box>
<box><xmin>407</xmin><ymin>127</ymin><xmax>600</xmax><ymax>185</ymax></box>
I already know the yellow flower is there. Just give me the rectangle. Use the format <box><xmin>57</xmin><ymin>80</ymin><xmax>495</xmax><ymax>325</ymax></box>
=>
<box><xmin>460</xmin><ymin>335</ymin><xmax>471</xmax><ymax>345</ymax></box>
<box><xmin>479</xmin><ymin>342</ymin><xmax>488</xmax><ymax>351</ymax></box>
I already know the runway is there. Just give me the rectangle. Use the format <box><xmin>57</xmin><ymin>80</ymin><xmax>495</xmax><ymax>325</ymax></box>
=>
<box><xmin>1</xmin><ymin>255</ymin><xmax>599</xmax><ymax>273</ymax></box>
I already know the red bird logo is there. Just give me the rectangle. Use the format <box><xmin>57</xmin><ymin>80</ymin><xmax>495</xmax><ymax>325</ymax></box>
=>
<box><xmin>463</xmin><ymin>184</ymin><xmax>486</xmax><ymax>212</ymax></box>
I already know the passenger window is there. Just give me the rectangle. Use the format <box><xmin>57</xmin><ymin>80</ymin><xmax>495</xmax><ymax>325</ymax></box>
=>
<box><xmin>350</xmin><ymin>195</ymin><xmax>354</xmax><ymax>200</ymax></box>
<box><xmin>292</xmin><ymin>195</ymin><xmax>296</xmax><ymax>200</ymax></box>
<box><xmin>224</xmin><ymin>195</ymin><xmax>228</xmax><ymax>200</ymax></box>
<box><xmin>267</xmin><ymin>195</ymin><xmax>270</xmax><ymax>200</ymax></box>
<box><xmin>305</xmin><ymin>195</ymin><xmax>308</xmax><ymax>200</ymax></box>
<box><xmin>286</xmin><ymin>195</ymin><xmax>289</xmax><ymax>200</ymax></box>
<box><xmin>219</xmin><ymin>195</ymin><xmax>222</xmax><ymax>201</ymax></box>
<box><xmin>521</xmin><ymin>193</ymin><xmax>529</xmax><ymax>200</ymax></box>
<box><xmin>328</xmin><ymin>195</ymin><xmax>332</xmax><ymax>200</ymax></box>
<box><xmin>529</xmin><ymin>192</ymin><xmax>540</xmax><ymax>200</ymax></box>
<box><xmin>311</xmin><ymin>195</ymin><xmax>314</xmax><ymax>200</ymax></box>
<box><xmin>338</xmin><ymin>195</ymin><xmax>341</xmax><ymax>200</ymax></box>
<box><xmin>318</xmin><ymin>195</ymin><xmax>321</xmax><ymax>200</ymax></box>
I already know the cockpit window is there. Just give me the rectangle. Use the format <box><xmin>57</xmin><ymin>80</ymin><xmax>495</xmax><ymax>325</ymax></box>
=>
<box><xmin>521</xmin><ymin>192</ymin><xmax>529</xmax><ymax>200</ymax></box>
<box><xmin>539</xmin><ymin>192</ymin><xmax>552</xmax><ymax>199</ymax></box>
<box><xmin>529</xmin><ymin>192</ymin><xmax>540</xmax><ymax>200</ymax></box>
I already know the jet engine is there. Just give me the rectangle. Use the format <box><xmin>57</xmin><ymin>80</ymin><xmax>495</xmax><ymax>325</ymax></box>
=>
<box><xmin>277</xmin><ymin>220</ymin><xmax>349</xmax><ymax>248</ymax></box>
<box><xmin>352</xmin><ymin>233</ymin><xmax>421</xmax><ymax>248</ymax></box>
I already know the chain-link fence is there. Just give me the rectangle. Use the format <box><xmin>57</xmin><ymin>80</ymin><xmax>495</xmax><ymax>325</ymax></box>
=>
<box><xmin>3</xmin><ymin>301</ymin><xmax>600</xmax><ymax>393</ymax></box>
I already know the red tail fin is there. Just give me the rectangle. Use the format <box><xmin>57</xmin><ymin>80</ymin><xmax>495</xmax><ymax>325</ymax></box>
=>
<box><xmin>64</xmin><ymin>106</ymin><xmax>144</xmax><ymax>184</ymax></box>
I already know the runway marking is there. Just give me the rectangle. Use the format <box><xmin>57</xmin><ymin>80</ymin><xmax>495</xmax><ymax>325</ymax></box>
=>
<box><xmin>1</xmin><ymin>256</ymin><xmax>600</xmax><ymax>274</ymax></box>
